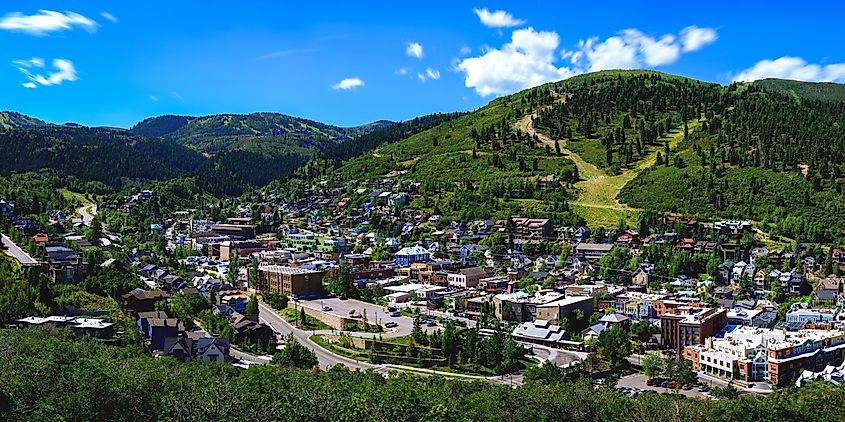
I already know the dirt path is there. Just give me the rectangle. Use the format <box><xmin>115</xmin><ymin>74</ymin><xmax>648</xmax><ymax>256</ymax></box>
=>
<box><xmin>516</xmin><ymin>111</ymin><xmax>699</xmax><ymax>225</ymax></box>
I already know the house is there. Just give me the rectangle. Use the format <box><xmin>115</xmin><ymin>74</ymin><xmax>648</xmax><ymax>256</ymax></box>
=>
<box><xmin>195</xmin><ymin>337</ymin><xmax>232</xmax><ymax>363</ymax></box>
<box><xmin>122</xmin><ymin>289</ymin><xmax>170</xmax><ymax>314</ymax></box>
<box><xmin>632</xmin><ymin>263</ymin><xmax>655</xmax><ymax>286</ymax></box>
<box><xmin>137</xmin><ymin>311</ymin><xmax>181</xmax><ymax>350</ymax></box>
<box><xmin>220</xmin><ymin>292</ymin><xmax>249</xmax><ymax>313</ymax></box>
<box><xmin>163</xmin><ymin>336</ymin><xmax>194</xmax><ymax>361</ymax></box>
<box><xmin>394</xmin><ymin>245</ymin><xmax>431</xmax><ymax>267</ymax></box>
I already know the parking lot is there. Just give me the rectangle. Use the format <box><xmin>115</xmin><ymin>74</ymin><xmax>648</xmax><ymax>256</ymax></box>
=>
<box><xmin>300</xmin><ymin>297</ymin><xmax>436</xmax><ymax>337</ymax></box>
<box><xmin>616</xmin><ymin>374</ymin><xmax>710</xmax><ymax>399</ymax></box>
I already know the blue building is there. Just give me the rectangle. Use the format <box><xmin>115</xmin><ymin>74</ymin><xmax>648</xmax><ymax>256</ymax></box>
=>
<box><xmin>394</xmin><ymin>245</ymin><xmax>431</xmax><ymax>267</ymax></box>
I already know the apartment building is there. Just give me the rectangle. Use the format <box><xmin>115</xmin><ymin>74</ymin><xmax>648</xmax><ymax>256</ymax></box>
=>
<box><xmin>250</xmin><ymin>265</ymin><xmax>326</xmax><ymax>298</ymax></box>
<box><xmin>660</xmin><ymin>307</ymin><xmax>727</xmax><ymax>353</ymax></box>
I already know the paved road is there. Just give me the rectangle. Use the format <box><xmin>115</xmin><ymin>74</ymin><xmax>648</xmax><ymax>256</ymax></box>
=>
<box><xmin>259</xmin><ymin>301</ymin><xmax>382</xmax><ymax>371</ymax></box>
<box><xmin>1</xmin><ymin>234</ymin><xmax>39</xmax><ymax>266</ymax></box>
<box><xmin>78</xmin><ymin>204</ymin><xmax>97</xmax><ymax>226</ymax></box>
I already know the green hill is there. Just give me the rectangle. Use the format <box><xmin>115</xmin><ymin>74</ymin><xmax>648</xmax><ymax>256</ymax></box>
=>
<box><xmin>326</xmin><ymin>70</ymin><xmax>845</xmax><ymax>239</ymax></box>
<box><xmin>0</xmin><ymin>125</ymin><xmax>203</xmax><ymax>190</ymax></box>
<box><xmin>751</xmin><ymin>78</ymin><xmax>845</xmax><ymax>102</ymax></box>
<box><xmin>0</xmin><ymin>111</ymin><xmax>50</xmax><ymax>129</ymax></box>
<box><xmin>133</xmin><ymin>112</ymin><xmax>394</xmax><ymax>155</ymax></box>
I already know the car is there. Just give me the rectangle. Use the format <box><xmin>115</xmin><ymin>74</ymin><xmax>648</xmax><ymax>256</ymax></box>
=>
<box><xmin>384</xmin><ymin>322</ymin><xmax>398</xmax><ymax>328</ymax></box>
<box><xmin>696</xmin><ymin>386</ymin><xmax>710</xmax><ymax>392</ymax></box>
<box><xmin>660</xmin><ymin>381</ymin><xmax>668</xmax><ymax>388</ymax></box>
<box><xmin>322</xmin><ymin>306</ymin><xmax>332</xmax><ymax>311</ymax></box>
<box><xmin>426</xmin><ymin>321</ymin><xmax>436</xmax><ymax>327</ymax></box>
<box><xmin>390</xmin><ymin>311</ymin><xmax>401</xmax><ymax>317</ymax></box>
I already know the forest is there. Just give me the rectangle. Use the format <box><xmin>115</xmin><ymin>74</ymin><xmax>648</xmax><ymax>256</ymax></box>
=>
<box><xmin>2</xmin><ymin>328</ymin><xmax>845</xmax><ymax>421</ymax></box>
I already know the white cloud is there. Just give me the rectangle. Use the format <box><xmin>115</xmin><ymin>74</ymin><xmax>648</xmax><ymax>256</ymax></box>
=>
<box><xmin>733</xmin><ymin>56</ymin><xmax>845</xmax><ymax>83</ymax></box>
<box><xmin>0</xmin><ymin>10</ymin><xmax>97</xmax><ymax>35</ymax></box>
<box><xmin>457</xmin><ymin>27</ymin><xmax>577</xmax><ymax>96</ymax></box>
<box><xmin>172</xmin><ymin>91</ymin><xmax>183</xmax><ymax>100</ymax></box>
<box><xmin>459</xmin><ymin>45</ymin><xmax>472</xmax><ymax>55</ymax></box>
<box><xmin>459</xmin><ymin>25</ymin><xmax>718</xmax><ymax>97</ymax></box>
<box><xmin>417</xmin><ymin>68</ymin><xmax>441</xmax><ymax>82</ymax></box>
<box><xmin>473</xmin><ymin>8</ymin><xmax>526</xmax><ymax>28</ymax></box>
<box><xmin>680</xmin><ymin>26</ymin><xmax>718</xmax><ymax>52</ymax></box>
<box><xmin>332</xmin><ymin>77</ymin><xmax>365</xmax><ymax>90</ymax></box>
<box><xmin>406</xmin><ymin>42</ymin><xmax>424</xmax><ymax>59</ymax></box>
<box><xmin>395</xmin><ymin>67</ymin><xmax>410</xmax><ymax>75</ymax></box>
<box><xmin>150</xmin><ymin>96</ymin><xmax>159</xmax><ymax>102</ymax></box>
<box><xmin>100</xmin><ymin>12</ymin><xmax>118</xmax><ymax>23</ymax></box>
<box><xmin>13</xmin><ymin>57</ymin><xmax>78</xmax><ymax>88</ymax></box>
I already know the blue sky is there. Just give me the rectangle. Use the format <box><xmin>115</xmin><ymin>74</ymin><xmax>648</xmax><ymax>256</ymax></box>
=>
<box><xmin>1</xmin><ymin>1</ymin><xmax>844</xmax><ymax>128</ymax></box>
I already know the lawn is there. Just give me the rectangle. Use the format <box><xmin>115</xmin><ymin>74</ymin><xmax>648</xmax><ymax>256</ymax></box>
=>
<box><xmin>281</xmin><ymin>307</ymin><xmax>331</xmax><ymax>331</ymax></box>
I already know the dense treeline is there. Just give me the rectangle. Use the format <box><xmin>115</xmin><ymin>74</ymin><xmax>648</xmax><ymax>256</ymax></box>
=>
<box><xmin>318</xmin><ymin>112</ymin><xmax>464</xmax><ymax>163</ymax></box>
<box><xmin>3</xmin><ymin>329</ymin><xmax>845</xmax><ymax>421</ymax></box>
<box><xmin>130</xmin><ymin>114</ymin><xmax>192</xmax><ymax>137</ymax></box>
<box><xmin>0</xmin><ymin>126</ymin><xmax>203</xmax><ymax>188</ymax></box>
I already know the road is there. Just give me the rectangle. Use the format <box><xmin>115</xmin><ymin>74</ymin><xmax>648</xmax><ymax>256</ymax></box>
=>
<box><xmin>1</xmin><ymin>234</ymin><xmax>39</xmax><ymax>266</ymax></box>
<box><xmin>258</xmin><ymin>301</ymin><xmax>382</xmax><ymax>371</ymax></box>
<box><xmin>78</xmin><ymin>204</ymin><xmax>97</xmax><ymax>226</ymax></box>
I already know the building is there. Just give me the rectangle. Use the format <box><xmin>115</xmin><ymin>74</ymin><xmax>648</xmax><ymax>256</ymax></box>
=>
<box><xmin>660</xmin><ymin>307</ymin><xmax>727</xmax><ymax>353</ymax></box>
<box><xmin>510</xmin><ymin>218</ymin><xmax>554</xmax><ymax>239</ymax></box>
<box><xmin>684</xmin><ymin>326</ymin><xmax>845</xmax><ymax>387</ymax></box>
<box><xmin>493</xmin><ymin>290</ymin><xmax>567</xmax><ymax>322</ymax></box>
<box><xmin>511</xmin><ymin>319</ymin><xmax>574</xmax><ymax>348</ymax></box>
<box><xmin>15</xmin><ymin>316</ymin><xmax>116</xmax><ymax>339</ymax></box>
<box><xmin>446</xmin><ymin>267</ymin><xmax>491</xmax><ymax>289</ymax></box>
<box><xmin>251</xmin><ymin>265</ymin><xmax>326</xmax><ymax>299</ymax></box>
<box><xmin>210</xmin><ymin>223</ymin><xmax>256</xmax><ymax>240</ymax></box>
<box><xmin>534</xmin><ymin>295</ymin><xmax>596</xmax><ymax>324</ymax></box>
<box><xmin>394</xmin><ymin>245</ymin><xmax>431</xmax><ymax>267</ymax></box>
<box><xmin>574</xmin><ymin>243</ymin><xmax>614</xmax><ymax>260</ymax></box>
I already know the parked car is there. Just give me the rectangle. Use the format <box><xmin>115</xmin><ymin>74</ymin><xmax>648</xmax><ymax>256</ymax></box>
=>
<box><xmin>390</xmin><ymin>311</ymin><xmax>401</xmax><ymax>317</ymax></box>
<box><xmin>322</xmin><ymin>306</ymin><xmax>332</xmax><ymax>311</ymax></box>
<box><xmin>660</xmin><ymin>381</ymin><xmax>668</xmax><ymax>388</ymax></box>
<box><xmin>426</xmin><ymin>321</ymin><xmax>436</xmax><ymax>327</ymax></box>
<box><xmin>384</xmin><ymin>322</ymin><xmax>398</xmax><ymax>328</ymax></box>
<box><xmin>646</xmin><ymin>379</ymin><xmax>655</xmax><ymax>386</ymax></box>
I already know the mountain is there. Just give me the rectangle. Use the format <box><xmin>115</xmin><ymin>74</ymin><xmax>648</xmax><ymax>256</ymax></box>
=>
<box><xmin>0</xmin><ymin>124</ymin><xmax>203</xmax><ymax>190</ymax></box>
<box><xmin>328</xmin><ymin>70</ymin><xmax>845</xmax><ymax>241</ymax></box>
<box><xmin>751</xmin><ymin>78</ymin><xmax>845</xmax><ymax>102</ymax></box>
<box><xmin>131</xmin><ymin>112</ymin><xmax>395</xmax><ymax>154</ymax></box>
<box><xmin>0</xmin><ymin>111</ymin><xmax>50</xmax><ymax>129</ymax></box>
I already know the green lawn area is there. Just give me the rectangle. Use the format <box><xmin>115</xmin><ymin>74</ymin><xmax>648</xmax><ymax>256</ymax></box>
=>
<box><xmin>59</xmin><ymin>188</ymin><xmax>94</xmax><ymax>207</ymax></box>
<box><xmin>281</xmin><ymin>307</ymin><xmax>331</xmax><ymax>331</ymax></box>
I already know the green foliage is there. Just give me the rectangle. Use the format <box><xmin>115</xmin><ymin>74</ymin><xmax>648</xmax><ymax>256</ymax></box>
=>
<box><xmin>272</xmin><ymin>334</ymin><xmax>318</xmax><ymax>369</ymax></box>
<box><xmin>262</xmin><ymin>292</ymin><xmax>289</xmax><ymax>310</ymax></box>
<box><xmin>79</xmin><ymin>267</ymin><xmax>145</xmax><ymax>299</ymax></box>
<box><xmin>324</xmin><ymin>262</ymin><xmax>356</xmax><ymax>299</ymax></box>
<box><xmin>595</xmin><ymin>325</ymin><xmax>632</xmax><ymax>369</ymax></box>
<box><xmin>7</xmin><ymin>329</ymin><xmax>845</xmax><ymax>421</ymax></box>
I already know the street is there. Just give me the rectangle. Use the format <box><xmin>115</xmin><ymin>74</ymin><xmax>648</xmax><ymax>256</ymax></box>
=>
<box><xmin>78</xmin><ymin>204</ymin><xmax>97</xmax><ymax>226</ymax></box>
<box><xmin>1</xmin><ymin>234</ymin><xmax>39</xmax><ymax>266</ymax></box>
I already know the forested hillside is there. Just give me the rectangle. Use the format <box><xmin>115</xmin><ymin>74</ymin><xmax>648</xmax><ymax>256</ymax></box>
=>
<box><xmin>137</xmin><ymin>112</ymin><xmax>394</xmax><ymax>154</ymax></box>
<box><xmin>0</xmin><ymin>125</ymin><xmax>203</xmax><ymax>189</ymax></box>
<box><xmin>0</xmin><ymin>111</ymin><xmax>49</xmax><ymax>129</ymax></box>
<box><xmin>751</xmin><ymin>78</ymin><xmax>845</xmax><ymax>102</ymax></box>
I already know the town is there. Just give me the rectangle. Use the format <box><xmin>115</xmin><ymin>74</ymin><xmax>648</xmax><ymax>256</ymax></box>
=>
<box><xmin>3</xmin><ymin>175</ymin><xmax>844</xmax><ymax>395</ymax></box>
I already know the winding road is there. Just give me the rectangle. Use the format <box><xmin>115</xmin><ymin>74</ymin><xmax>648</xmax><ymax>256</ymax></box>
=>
<box><xmin>78</xmin><ymin>204</ymin><xmax>97</xmax><ymax>226</ymax></box>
